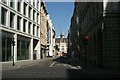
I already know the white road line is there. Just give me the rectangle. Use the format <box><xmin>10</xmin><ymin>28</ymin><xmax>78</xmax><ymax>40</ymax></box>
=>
<box><xmin>67</xmin><ymin>64</ymin><xmax>82</xmax><ymax>69</ymax></box>
<box><xmin>50</xmin><ymin>61</ymin><xmax>56</xmax><ymax>67</ymax></box>
<box><xmin>77</xmin><ymin>66</ymin><xmax>82</xmax><ymax>69</ymax></box>
<box><xmin>66</xmin><ymin>64</ymin><xmax>72</xmax><ymax>68</ymax></box>
<box><xmin>64</xmin><ymin>64</ymin><xmax>67</xmax><ymax>67</ymax></box>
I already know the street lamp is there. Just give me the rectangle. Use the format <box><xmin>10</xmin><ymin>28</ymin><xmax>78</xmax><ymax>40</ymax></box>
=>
<box><xmin>12</xmin><ymin>38</ymin><xmax>15</xmax><ymax>66</ymax></box>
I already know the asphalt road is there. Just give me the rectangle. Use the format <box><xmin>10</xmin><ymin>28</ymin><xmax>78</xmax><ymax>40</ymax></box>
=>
<box><xmin>2</xmin><ymin>57</ymin><xmax>118</xmax><ymax>80</ymax></box>
<box><xmin>2</xmin><ymin>57</ymin><xmax>93</xmax><ymax>79</ymax></box>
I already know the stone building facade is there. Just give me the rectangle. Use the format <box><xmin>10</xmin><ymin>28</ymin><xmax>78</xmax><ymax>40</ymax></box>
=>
<box><xmin>40</xmin><ymin>1</ymin><xmax>48</xmax><ymax>59</ymax></box>
<box><xmin>68</xmin><ymin>1</ymin><xmax>120</xmax><ymax>71</ymax></box>
<box><xmin>55</xmin><ymin>34</ymin><xmax>68</xmax><ymax>56</ymax></box>
<box><xmin>46</xmin><ymin>15</ymin><xmax>56</xmax><ymax>57</ymax></box>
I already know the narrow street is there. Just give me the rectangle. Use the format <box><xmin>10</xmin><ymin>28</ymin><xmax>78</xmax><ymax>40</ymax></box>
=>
<box><xmin>1</xmin><ymin>1</ymin><xmax>120</xmax><ymax>80</ymax></box>
<box><xmin>2</xmin><ymin>57</ymin><xmax>92</xmax><ymax>79</ymax></box>
<box><xmin>2</xmin><ymin>56</ymin><xmax>119</xmax><ymax>80</ymax></box>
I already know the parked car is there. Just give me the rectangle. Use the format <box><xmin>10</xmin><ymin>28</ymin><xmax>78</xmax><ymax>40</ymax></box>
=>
<box><xmin>63</xmin><ymin>54</ymin><xmax>67</xmax><ymax>59</ymax></box>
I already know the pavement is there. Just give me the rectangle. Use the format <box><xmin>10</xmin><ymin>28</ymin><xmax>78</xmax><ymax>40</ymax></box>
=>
<box><xmin>67</xmin><ymin>58</ymin><xmax>120</xmax><ymax>77</ymax></box>
<box><xmin>1</xmin><ymin>58</ymin><xmax>54</xmax><ymax>71</ymax></box>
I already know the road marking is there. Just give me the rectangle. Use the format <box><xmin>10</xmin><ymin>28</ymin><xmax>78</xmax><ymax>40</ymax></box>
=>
<box><xmin>67</xmin><ymin>64</ymin><xmax>82</xmax><ymax>69</ymax></box>
<box><xmin>77</xmin><ymin>66</ymin><xmax>82</xmax><ymax>69</ymax></box>
<box><xmin>50</xmin><ymin>61</ymin><xmax>56</xmax><ymax>67</ymax></box>
<box><xmin>64</xmin><ymin>64</ymin><xmax>67</xmax><ymax>67</ymax></box>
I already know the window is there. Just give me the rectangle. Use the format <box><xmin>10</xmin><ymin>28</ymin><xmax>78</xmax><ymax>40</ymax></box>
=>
<box><xmin>29</xmin><ymin>0</ymin><xmax>31</xmax><ymax>4</ymax></box>
<box><xmin>96</xmin><ymin>3</ymin><xmax>99</xmax><ymax>17</ymax></box>
<box><xmin>29</xmin><ymin>7</ymin><xmax>32</xmax><ymax>18</ymax></box>
<box><xmin>1</xmin><ymin>7</ymin><xmax>7</xmax><ymax>26</ymax></box>
<box><xmin>61</xmin><ymin>48</ymin><xmax>64</xmax><ymax>51</ymax></box>
<box><xmin>76</xmin><ymin>16</ymin><xmax>79</xmax><ymax>25</ymax></box>
<box><xmin>37</xmin><ymin>1</ymin><xmax>39</xmax><ymax>10</ymax></box>
<box><xmin>28</xmin><ymin>22</ymin><xmax>31</xmax><ymax>34</ymax></box>
<box><xmin>23</xmin><ymin>19</ymin><xmax>27</xmax><ymax>32</ymax></box>
<box><xmin>2</xmin><ymin>37</ymin><xmax>12</xmax><ymax>61</ymax></box>
<box><xmin>62</xmin><ymin>46</ymin><xmax>64</xmax><ymax>48</ymax></box>
<box><xmin>37</xmin><ymin>14</ymin><xmax>39</xmax><ymax>23</ymax></box>
<box><xmin>17</xmin><ymin>2</ymin><xmax>21</xmax><ymax>12</ymax></box>
<box><xmin>33</xmin><ymin>24</ymin><xmax>35</xmax><ymax>35</ymax></box>
<box><xmin>10</xmin><ymin>0</ymin><xmax>14</xmax><ymax>8</ymax></box>
<box><xmin>119</xmin><ymin>2</ymin><xmax>120</xmax><ymax>13</ymax></box>
<box><xmin>37</xmin><ymin>26</ymin><xmax>39</xmax><ymax>37</ymax></box>
<box><xmin>10</xmin><ymin>12</ymin><xmax>15</xmax><ymax>28</ymax></box>
<box><xmin>17</xmin><ymin>16</ymin><xmax>21</xmax><ymax>30</ymax></box>
<box><xmin>2</xmin><ymin>0</ymin><xmax>7</xmax><ymax>4</ymax></box>
<box><xmin>33</xmin><ymin>10</ymin><xmax>35</xmax><ymax>21</ymax></box>
<box><xmin>17</xmin><ymin>40</ymin><xmax>29</xmax><ymax>60</ymax></box>
<box><xmin>24</xmin><ymin>3</ymin><xmax>27</xmax><ymax>16</ymax></box>
<box><xmin>33</xmin><ymin>0</ymin><xmax>35</xmax><ymax>7</ymax></box>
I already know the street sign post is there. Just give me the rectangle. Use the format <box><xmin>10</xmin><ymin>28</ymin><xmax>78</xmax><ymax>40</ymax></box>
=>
<box><xmin>12</xmin><ymin>38</ymin><xmax>15</xmax><ymax>66</ymax></box>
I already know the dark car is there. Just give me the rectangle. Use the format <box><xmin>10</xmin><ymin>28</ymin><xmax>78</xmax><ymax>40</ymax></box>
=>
<box><xmin>63</xmin><ymin>54</ymin><xmax>68</xmax><ymax>59</ymax></box>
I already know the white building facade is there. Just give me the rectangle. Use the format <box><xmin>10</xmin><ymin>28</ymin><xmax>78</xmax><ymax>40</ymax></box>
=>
<box><xmin>46</xmin><ymin>15</ymin><xmax>55</xmax><ymax>57</ymax></box>
<box><xmin>0</xmin><ymin>0</ymin><xmax>41</xmax><ymax>62</ymax></box>
<box><xmin>55</xmin><ymin>34</ymin><xmax>68</xmax><ymax>56</ymax></box>
<box><xmin>59</xmin><ymin>42</ymin><xmax>67</xmax><ymax>54</ymax></box>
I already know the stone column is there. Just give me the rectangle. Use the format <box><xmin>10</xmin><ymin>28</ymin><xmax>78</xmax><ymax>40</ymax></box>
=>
<box><xmin>36</xmin><ymin>41</ymin><xmax>41</xmax><ymax>59</ymax></box>
<box><xmin>30</xmin><ymin>38</ymin><xmax>33</xmax><ymax>60</ymax></box>
<box><xmin>14</xmin><ymin>34</ymin><xmax>17</xmax><ymax>62</ymax></box>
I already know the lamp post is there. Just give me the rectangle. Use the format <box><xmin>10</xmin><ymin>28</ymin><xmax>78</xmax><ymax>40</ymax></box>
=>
<box><xmin>12</xmin><ymin>38</ymin><xmax>15</xmax><ymax>66</ymax></box>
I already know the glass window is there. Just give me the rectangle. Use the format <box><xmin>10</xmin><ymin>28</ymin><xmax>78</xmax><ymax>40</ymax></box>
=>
<box><xmin>2</xmin><ymin>37</ymin><xmax>12</xmax><ymax>61</ymax></box>
<box><xmin>17</xmin><ymin>2</ymin><xmax>21</xmax><ymax>12</ymax></box>
<box><xmin>37</xmin><ymin>26</ymin><xmax>39</xmax><ymax>37</ymax></box>
<box><xmin>1</xmin><ymin>0</ymin><xmax>7</xmax><ymax>4</ymax></box>
<box><xmin>28</xmin><ymin>22</ymin><xmax>31</xmax><ymax>34</ymax></box>
<box><xmin>29</xmin><ymin>7</ymin><xmax>32</xmax><ymax>18</ymax></box>
<box><xmin>1</xmin><ymin>7</ymin><xmax>7</xmax><ymax>26</ymax></box>
<box><xmin>33</xmin><ymin>24</ymin><xmax>35</xmax><ymax>35</ymax></box>
<box><xmin>37</xmin><ymin>3</ymin><xmax>38</xmax><ymax>10</ymax></box>
<box><xmin>10</xmin><ymin>12</ymin><xmax>15</xmax><ymax>28</ymax></box>
<box><xmin>37</xmin><ymin>14</ymin><xmax>39</xmax><ymax>23</ymax></box>
<box><xmin>17</xmin><ymin>16</ymin><xmax>21</xmax><ymax>30</ymax></box>
<box><xmin>119</xmin><ymin>3</ymin><xmax>120</xmax><ymax>13</ymax></box>
<box><xmin>29</xmin><ymin>0</ymin><xmax>31</xmax><ymax>4</ymax></box>
<box><xmin>17</xmin><ymin>40</ymin><xmax>21</xmax><ymax>60</ymax></box>
<box><xmin>62</xmin><ymin>46</ymin><xmax>64</xmax><ymax>48</ymax></box>
<box><xmin>2</xmin><ymin>37</ymin><xmax>6</xmax><ymax>61</ymax></box>
<box><xmin>33</xmin><ymin>10</ymin><xmax>35</xmax><ymax>21</ymax></box>
<box><xmin>10</xmin><ymin>0</ymin><xmax>15</xmax><ymax>8</ymax></box>
<box><xmin>24</xmin><ymin>3</ymin><xmax>27</xmax><ymax>16</ymax></box>
<box><xmin>23</xmin><ymin>19</ymin><xmax>27</xmax><ymax>32</ymax></box>
<box><xmin>61</xmin><ymin>48</ymin><xmax>64</xmax><ymax>51</ymax></box>
<box><xmin>17</xmin><ymin>40</ymin><xmax>29</xmax><ymax>60</ymax></box>
<box><xmin>33</xmin><ymin>0</ymin><xmax>35</xmax><ymax>7</ymax></box>
<box><xmin>37</xmin><ymin>1</ymin><xmax>39</xmax><ymax>10</ymax></box>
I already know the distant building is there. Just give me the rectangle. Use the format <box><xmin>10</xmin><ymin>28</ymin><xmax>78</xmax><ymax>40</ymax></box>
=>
<box><xmin>0</xmin><ymin>0</ymin><xmax>41</xmax><ymax>62</ymax></box>
<box><xmin>68</xmin><ymin>1</ymin><xmax>120</xmax><ymax>71</ymax></box>
<box><xmin>46</xmin><ymin>15</ymin><xmax>56</xmax><ymax>57</ymax></box>
<box><xmin>55</xmin><ymin>33</ymin><xmax>68</xmax><ymax>56</ymax></box>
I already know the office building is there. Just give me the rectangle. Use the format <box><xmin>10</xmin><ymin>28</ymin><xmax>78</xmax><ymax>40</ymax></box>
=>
<box><xmin>0</xmin><ymin>0</ymin><xmax>41</xmax><ymax>62</ymax></box>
